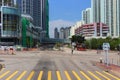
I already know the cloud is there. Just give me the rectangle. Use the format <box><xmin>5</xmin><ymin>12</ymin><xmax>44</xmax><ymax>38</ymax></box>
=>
<box><xmin>49</xmin><ymin>19</ymin><xmax>75</xmax><ymax>38</ymax></box>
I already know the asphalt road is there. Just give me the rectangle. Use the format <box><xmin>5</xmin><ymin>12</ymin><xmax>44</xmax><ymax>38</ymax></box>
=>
<box><xmin>0</xmin><ymin>48</ymin><xmax>120</xmax><ymax>80</ymax></box>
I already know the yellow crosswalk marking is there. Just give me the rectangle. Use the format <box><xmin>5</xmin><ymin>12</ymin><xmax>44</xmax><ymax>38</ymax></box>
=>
<box><xmin>103</xmin><ymin>71</ymin><xmax>120</xmax><ymax>80</ymax></box>
<box><xmin>56</xmin><ymin>71</ymin><xmax>62</xmax><ymax>80</ymax></box>
<box><xmin>72</xmin><ymin>71</ymin><xmax>81</xmax><ymax>80</ymax></box>
<box><xmin>48</xmin><ymin>71</ymin><xmax>52</xmax><ymax>80</ymax></box>
<box><xmin>37</xmin><ymin>71</ymin><xmax>43</xmax><ymax>80</ymax></box>
<box><xmin>16</xmin><ymin>71</ymin><xmax>27</xmax><ymax>80</ymax></box>
<box><xmin>6</xmin><ymin>71</ymin><xmax>18</xmax><ymax>80</ymax></box>
<box><xmin>96</xmin><ymin>71</ymin><xmax>111</xmax><ymax>80</ymax></box>
<box><xmin>27</xmin><ymin>71</ymin><xmax>35</xmax><ymax>80</ymax></box>
<box><xmin>0</xmin><ymin>71</ymin><xmax>10</xmax><ymax>79</ymax></box>
<box><xmin>88</xmin><ymin>71</ymin><xmax>101</xmax><ymax>80</ymax></box>
<box><xmin>64</xmin><ymin>71</ymin><xmax>72</xmax><ymax>80</ymax></box>
<box><xmin>80</xmin><ymin>71</ymin><xmax>91</xmax><ymax>80</ymax></box>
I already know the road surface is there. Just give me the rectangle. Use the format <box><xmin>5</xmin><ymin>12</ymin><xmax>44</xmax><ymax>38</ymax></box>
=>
<box><xmin>0</xmin><ymin>48</ymin><xmax>119</xmax><ymax>80</ymax></box>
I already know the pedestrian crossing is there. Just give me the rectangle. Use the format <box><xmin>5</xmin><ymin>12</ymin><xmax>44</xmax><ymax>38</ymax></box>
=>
<box><xmin>0</xmin><ymin>69</ymin><xmax>120</xmax><ymax>80</ymax></box>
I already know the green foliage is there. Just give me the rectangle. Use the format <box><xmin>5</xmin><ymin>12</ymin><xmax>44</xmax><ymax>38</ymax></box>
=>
<box><xmin>85</xmin><ymin>37</ymin><xmax>120</xmax><ymax>50</ymax></box>
<box><xmin>71</xmin><ymin>35</ymin><xmax>85</xmax><ymax>43</ymax></box>
<box><xmin>91</xmin><ymin>38</ymin><xmax>97</xmax><ymax>49</ymax></box>
<box><xmin>54</xmin><ymin>42</ymin><xmax>61</xmax><ymax>49</ymax></box>
<box><xmin>84</xmin><ymin>40</ymin><xmax>90</xmax><ymax>49</ymax></box>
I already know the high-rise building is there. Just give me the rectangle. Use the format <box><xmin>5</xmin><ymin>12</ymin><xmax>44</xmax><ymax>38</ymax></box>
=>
<box><xmin>19</xmin><ymin>0</ymin><xmax>49</xmax><ymax>38</ymax></box>
<box><xmin>0</xmin><ymin>0</ymin><xmax>20</xmax><ymax>45</ymax></box>
<box><xmin>33</xmin><ymin>0</ymin><xmax>49</xmax><ymax>38</ymax></box>
<box><xmin>117</xmin><ymin>0</ymin><xmax>120</xmax><ymax>36</ymax></box>
<box><xmin>82</xmin><ymin>8</ymin><xmax>91</xmax><ymax>24</ymax></box>
<box><xmin>21</xmin><ymin>0</ymin><xmax>33</xmax><ymax>18</ymax></box>
<box><xmin>0</xmin><ymin>0</ymin><xmax>14</xmax><ymax>6</ymax></box>
<box><xmin>91</xmin><ymin>0</ymin><xmax>119</xmax><ymax>37</ymax></box>
<box><xmin>59</xmin><ymin>27</ymin><xmax>65</xmax><ymax>39</ymax></box>
<box><xmin>91</xmin><ymin>0</ymin><xmax>101</xmax><ymax>23</ymax></box>
<box><xmin>64</xmin><ymin>27</ymin><xmax>71</xmax><ymax>39</ymax></box>
<box><xmin>33</xmin><ymin>0</ymin><xmax>41</xmax><ymax>28</ymax></box>
<box><xmin>54</xmin><ymin>28</ymin><xmax>59</xmax><ymax>39</ymax></box>
<box><xmin>59</xmin><ymin>27</ymin><xmax>71</xmax><ymax>39</ymax></box>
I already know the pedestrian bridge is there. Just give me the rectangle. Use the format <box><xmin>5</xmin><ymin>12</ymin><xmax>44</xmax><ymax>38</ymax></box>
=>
<box><xmin>41</xmin><ymin>38</ymin><xmax>71</xmax><ymax>44</ymax></box>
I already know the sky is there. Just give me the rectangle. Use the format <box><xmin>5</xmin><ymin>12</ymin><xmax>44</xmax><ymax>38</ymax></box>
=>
<box><xmin>49</xmin><ymin>0</ymin><xmax>91</xmax><ymax>38</ymax></box>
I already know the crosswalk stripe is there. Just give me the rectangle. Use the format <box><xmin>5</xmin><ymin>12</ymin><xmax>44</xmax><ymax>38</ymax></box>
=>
<box><xmin>64</xmin><ymin>71</ymin><xmax>72</xmax><ymax>80</ymax></box>
<box><xmin>56</xmin><ymin>71</ymin><xmax>62</xmax><ymax>80</ymax></box>
<box><xmin>103</xmin><ymin>71</ymin><xmax>120</xmax><ymax>80</ymax></box>
<box><xmin>80</xmin><ymin>71</ymin><xmax>91</xmax><ymax>80</ymax></box>
<box><xmin>96</xmin><ymin>71</ymin><xmax>111</xmax><ymax>80</ymax></box>
<box><xmin>72</xmin><ymin>71</ymin><xmax>81</xmax><ymax>80</ymax></box>
<box><xmin>27</xmin><ymin>71</ymin><xmax>35</xmax><ymax>80</ymax></box>
<box><xmin>0</xmin><ymin>71</ymin><xmax>10</xmax><ymax>79</ymax></box>
<box><xmin>88</xmin><ymin>71</ymin><xmax>101</xmax><ymax>80</ymax></box>
<box><xmin>16</xmin><ymin>71</ymin><xmax>27</xmax><ymax>80</ymax></box>
<box><xmin>0</xmin><ymin>70</ymin><xmax>119</xmax><ymax>80</ymax></box>
<box><xmin>37</xmin><ymin>71</ymin><xmax>43</xmax><ymax>80</ymax></box>
<box><xmin>6</xmin><ymin>71</ymin><xmax>18</xmax><ymax>80</ymax></box>
<box><xmin>48</xmin><ymin>71</ymin><xmax>52</xmax><ymax>80</ymax></box>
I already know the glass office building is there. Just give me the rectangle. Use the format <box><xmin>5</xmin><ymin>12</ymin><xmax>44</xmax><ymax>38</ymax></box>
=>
<box><xmin>0</xmin><ymin>6</ymin><xmax>20</xmax><ymax>45</ymax></box>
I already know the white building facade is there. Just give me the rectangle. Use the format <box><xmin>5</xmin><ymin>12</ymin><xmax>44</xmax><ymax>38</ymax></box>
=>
<box><xmin>91</xmin><ymin>0</ymin><xmax>120</xmax><ymax>37</ymax></box>
<box><xmin>82</xmin><ymin>8</ymin><xmax>92</xmax><ymax>24</ymax></box>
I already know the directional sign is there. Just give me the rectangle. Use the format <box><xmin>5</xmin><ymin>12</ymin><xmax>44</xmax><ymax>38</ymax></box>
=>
<box><xmin>103</xmin><ymin>43</ymin><xmax>110</xmax><ymax>50</ymax></box>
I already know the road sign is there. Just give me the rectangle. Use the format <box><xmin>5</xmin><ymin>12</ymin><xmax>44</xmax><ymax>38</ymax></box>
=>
<box><xmin>103</xmin><ymin>43</ymin><xmax>110</xmax><ymax>50</ymax></box>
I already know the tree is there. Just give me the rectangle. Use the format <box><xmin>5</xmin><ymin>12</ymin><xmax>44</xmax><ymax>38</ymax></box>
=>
<box><xmin>71</xmin><ymin>35</ymin><xmax>85</xmax><ymax>44</ymax></box>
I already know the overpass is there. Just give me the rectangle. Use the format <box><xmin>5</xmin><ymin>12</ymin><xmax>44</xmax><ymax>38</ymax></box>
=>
<box><xmin>40</xmin><ymin>38</ymin><xmax>71</xmax><ymax>44</ymax></box>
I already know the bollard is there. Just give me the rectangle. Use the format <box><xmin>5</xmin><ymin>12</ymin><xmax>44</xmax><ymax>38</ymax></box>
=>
<box><xmin>100</xmin><ymin>58</ymin><xmax>102</xmax><ymax>63</ymax></box>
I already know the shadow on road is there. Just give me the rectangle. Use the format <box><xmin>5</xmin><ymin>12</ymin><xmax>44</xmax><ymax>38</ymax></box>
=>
<box><xmin>32</xmin><ymin>55</ymin><xmax>57</xmax><ymax>80</ymax></box>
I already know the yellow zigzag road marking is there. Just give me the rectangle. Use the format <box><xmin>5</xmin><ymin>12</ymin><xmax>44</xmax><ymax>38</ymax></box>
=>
<box><xmin>72</xmin><ymin>71</ymin><xmax>81</xmax><ymax>80</ymax></box>
<box><xmin>0</xmin><ymin>70</ymin><xmax>119</xmax><ymax>80</ymax></box>
<box><xmin>80</xmin><ymin>71</ymin><xmax>91</xmax><ymax>80</ymax></box>
<box><xmin>0</xmin><ymin>71</ymin><xmax>10</xmax><ymax>79</ymax></box>
<box><xmin>56</xmin><ymin>71</ymin><xmax>62</xmax><ymax>80</ymax></box>
<box><xmin>64</xmin><ymin>71</ymin><xmax>72</xmax><ymax>80</ymax></box>
<box><xmin>48</xmin><ymin>71</ymin><xmax>52</xmax><ymax>80</ymax></box>
<box><xmin>103</xmin><ymin>71</ymin><xmax>120</xmax><ymax>80</ymax></box>
<box><xmin>16</xmin><ymin>71</ymin><xmax>27</xmax><ymax>80</ymax></box>
<box><xmin>96</xmin><ymin>71</ymin><xmax>111</xmax><ymax>80</ymax></box>
<box><xmin>27</xmin><ymin>71</ymin><xmax>35</xmax><ymax>80</ymax></box>
<box><xmin>37</xmin><ymin>71</ymin><xmax>43</xmax><ymax>80</ymax></box>
<box><xmin>6</xmin><ymin>71</ymin><xmax>18</xmax><ymax>80</ymax></box>
<box><xmin>88</xmin><ymin>71</ymin><xmax>101</xmax><ymax>80</ymax></box>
